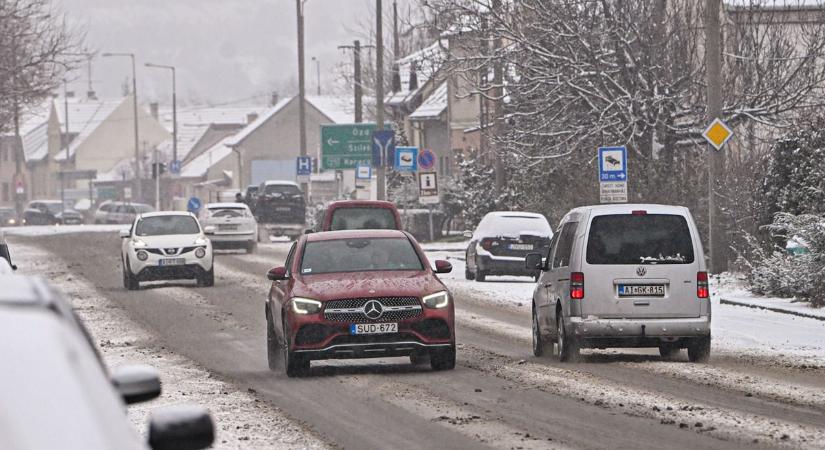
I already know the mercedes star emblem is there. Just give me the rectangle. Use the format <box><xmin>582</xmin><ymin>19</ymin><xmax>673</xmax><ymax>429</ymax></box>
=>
<box><xmin>636</xmin><ymin>266</ymin><xmax>647</xmax><ymax>277</ymax></box>
<box><xmin>363</xmin><ymin>300</ymin><xmax>384</xmax><ymax>320</ymax></box>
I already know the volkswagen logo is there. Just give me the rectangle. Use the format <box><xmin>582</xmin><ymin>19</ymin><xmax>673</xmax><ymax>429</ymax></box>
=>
<box><xmin>636</xmin><ymin>266</ymin><xmax>647</xmax><ymax>277</ymax></box>
<box><xmin>363</xmin><ymin>300</ymin><xmax>384</xmax><ymax>320</ymax></box>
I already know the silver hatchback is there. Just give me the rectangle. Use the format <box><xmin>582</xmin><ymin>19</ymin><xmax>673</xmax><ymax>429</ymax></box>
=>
<box><xmin>527</xmin><ymin>204</ymin><xmax>711</xmax><ymax>362</ymax></box>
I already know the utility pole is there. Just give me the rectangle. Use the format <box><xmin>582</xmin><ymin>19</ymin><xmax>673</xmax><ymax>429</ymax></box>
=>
<box><xmin>376</xmin><ymin>0</ymin><xmax>386</xmax><ymax>201</ymax></box>
<box><xmin>393</xmin><ymin>1</ymin><xmax>400</xmax><ymax>59</ymax></box>
<box><xmin>491</xmin><ymin>0</ymin><xmax>505</xmax><ymax>198</ymax></box>
<box><xmin>338</xmin><ymin>40</ymin><xmax>375</xmax><ymax>123</ymax></box>
<box><xmin>296</xmin><ymin>0</ymin><xmax>309</xmax><ymax>197</ymax></box>
<box><xmin>145</xmin><ymin>63</ymin><xmax>177</xmax><ymax>164</ymax></box>
<box><xmin>705</xmin><ymin>0</ymin><xmax>726</xmax><ymax>274</ymax></box>
<box><xmin>102</xmin><ymin>52</ymin><xmax>141</xmax><ymax>201</ymax></box>
<box><xmin>61</xmin><ymin>81</ymin><xmax>70</xmax><ymax>213</ymax></box>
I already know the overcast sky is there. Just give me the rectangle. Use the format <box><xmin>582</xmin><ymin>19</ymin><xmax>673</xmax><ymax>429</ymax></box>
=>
<box><xmin>58</xmin><ymin>0</ymin><xmax>407</xmax><ymax>106</ymax></box>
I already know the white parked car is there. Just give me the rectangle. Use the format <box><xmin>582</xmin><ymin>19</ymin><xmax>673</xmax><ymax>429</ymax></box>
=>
<box><xmin>95</xmin><ymin>201</ymin><xmax>155</xmax><ymax>225</ymax></box>
<box><xmin>199</xmin><ymin>202</ymin><xmax>258</xmax><ymax>253</ymax></box>
<box><xmin>120</xmin><ymin>212</ymin><xmax>214</xmax><ymax>290</ymax></box>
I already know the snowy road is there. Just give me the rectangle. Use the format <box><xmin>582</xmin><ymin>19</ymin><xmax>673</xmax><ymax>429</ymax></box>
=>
<box><xmin>10</xmin><ymin>230</ymin><xmax>825</xmax><ymax>449</ymax></box>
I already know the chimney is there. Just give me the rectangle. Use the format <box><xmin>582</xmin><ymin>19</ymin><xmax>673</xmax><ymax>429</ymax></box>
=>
<box><xmin>149</xmin><ymin>102</ymin><xmax>159</xmax><ymax>121</ymax></box>
<box><xmin>247</xmin><ymin>113</ymin><xmax>259</xmax><ymax>124</ymax></box>
<box><xmin>66</xmin><ymin>91</ymin><xmax>75</xmax><ymax>98</ymax></box>
<box><xmin>392</xmin><ymin>64</ymin><xmax>401</xmax><ymax>92</ymax></box>
<box><xmin>270</xmin><ymin>91</ymin><xmax>280</xmax><ymax>106</ymax></box>
<box><xmin>408</xmin><ymin>62</ymin><xmax>419</xmax><ymax>91</ymax></box>
<box><xmin>87</xmin><ymin>90</ymin><xmax>97</xmax><ymax>100</ymax></box>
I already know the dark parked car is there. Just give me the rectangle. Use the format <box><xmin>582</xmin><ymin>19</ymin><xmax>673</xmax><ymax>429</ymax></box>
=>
<box><xmin>265</xmin><ymin>229</ymin><xmax>456</xmax><ymax>377</ymax></box>
<box><xmin>255</xmin><ymin>181</ymin><xmax>306</xmax><ymax>240</ymax></box>
<box><xmin>465</xmin><ymin>211</ymin><xmax>554</xmax><ymax>282</ymax></box>
<box><xmin>314</xmin><ymin>200</ymin><xmax>403</xmax><ymax>232</ymax></box>
<box><xmin>0</xmin><ymin>207</ymin><xmax>19</xmax><ymax>226</ymax></box>
<box><xmin>23</xmin><ymin>200</ymin><xmax>83</xmax><ymax>225</ymax></box>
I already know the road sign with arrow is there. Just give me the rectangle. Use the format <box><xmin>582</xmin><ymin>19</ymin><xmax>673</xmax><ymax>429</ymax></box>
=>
<box><xmin>321</xmin><ymin>123</ymin><xmax>376</xmax><ymax>170</ymax></box>
<box><xmin>598</xmin><ymin>146</ymin><xmax>628</xmax><ymax>203</ymax></box>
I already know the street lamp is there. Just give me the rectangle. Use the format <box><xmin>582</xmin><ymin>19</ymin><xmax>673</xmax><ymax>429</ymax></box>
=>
<box><xmin>144</xmin><ymin>63</ymin><xmax>177</xmax><ymax>165</ymax></box>
<box><xmin>102</xmin><ymin>52</ymin><xmax>141</xmax><ymax>200</ymax></box>
<box><xmin>311</xmin><ymin>56</ymin><xmax>321</xmax><ymax>96</ymax></box>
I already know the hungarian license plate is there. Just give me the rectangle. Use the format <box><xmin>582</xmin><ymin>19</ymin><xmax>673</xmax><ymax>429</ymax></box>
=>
<box><xmin>218</xmin><ymin>224</ymin><xmax>238</xmax><ymax>231</ymax></box>
<box><xmin>350</xmin><ymin>323</ymin><xmax>398</xmax><ymax>335</ymax></box>
<box><xmin>509</xmin><ymin>243</ymin><xmax>534</xmax><ymax>251</ymax></box>
<box><xmin>158</xmin><ymin>258</ymin><xmax>185</xmax><ymax>267</ymax></box>
<box><xmin>618</xmin><ymin>284</ymin><xmax>665</xmax><ymax>297</ymax></box>
<box><xmin>275</xmin><ymin>207</ymin><xmax>291</xmax><ymax>212</ymax></box>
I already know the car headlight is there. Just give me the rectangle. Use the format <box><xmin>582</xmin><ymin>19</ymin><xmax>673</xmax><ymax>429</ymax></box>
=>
<box><xmin>8</xmin><ymin>219</ymin><xmax>15</xmax><ymax>225</ymax></box>
<box><xmin>422</xmin><ymin>291</ymin><xmax>450</xmax><ymax>309</ymax></box>
<box><xmin>136</xmin><ymin>250</ymin><xmax>149</xmax><ymax>261</ymax></box>
<box><xmin>195</xmin><ymin>247</ymin><xmax>206</xmax><ymax>258</ymax></box>
<box><xmin>291</xmin><ymin>297</ymin><xmax>322</xmax><ymax>315</ymax></box>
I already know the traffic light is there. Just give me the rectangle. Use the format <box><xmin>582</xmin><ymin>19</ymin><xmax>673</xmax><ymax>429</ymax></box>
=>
<box><xmin>152</xmin><ymin>162</ymin><xmax>167</xmax><ymax>179</ymax></box>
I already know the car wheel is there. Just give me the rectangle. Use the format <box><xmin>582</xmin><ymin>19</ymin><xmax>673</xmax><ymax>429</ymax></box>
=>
<box><xmin>266</xmin><ymin>306</ymin><xmax>279</xmax><ymax>371</ymax></box>
<box><xmin>659</xmin><ymin>343</ymin><xmax>681</xmax><ymax>359</ymax></box>
<box><xmin>687</xmin><ymin>336</ymin><xmax>711</xmax><ymax>363</ymax></box>
<box><xmin>198</xmin><ymin>267</ymin><xmax>215</xmax><ymax>287</ymax></box>
<box><xmin>124</xmin><ymin>258</ymin><xmax>139</xmax><ymax>291</ymax></box>
<box><xmin>246</xmin><ymin>241</ymin><xmax>257</xmax><ymax>254</ymax></box>
<box><xmin>556</xmin><ymin>313</ymin><xmax>579</xmax><ymax>362</ymax></box>
<box><xmin>532</xmin><ymin>305</ymin><xmax>544</xmax><ymax>357</ymax></box>
<box><xmin>534</xmin><ymin>273</ymin><xmax>540</xmax><ymax>283</ymax></box>
<box><xmin>430</xmin><ymin>345</ymin><xmax>456</xmax><ymax>371</ymax></box>
<box><xmin>282</xmin><ymin>319</ymin><xmax>309</xmax><ymax>377</ymax></box>
<box><xmin>475</xmin><ymin>269</ymin><xmax>487</xmax><ymax>282</ymax></box>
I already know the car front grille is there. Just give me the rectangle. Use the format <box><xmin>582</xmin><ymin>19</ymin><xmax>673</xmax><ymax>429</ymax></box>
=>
<box><xmin>324</xmin><ymin>297</ymin><xmax>422</xmax><ymax>323</ymax></box>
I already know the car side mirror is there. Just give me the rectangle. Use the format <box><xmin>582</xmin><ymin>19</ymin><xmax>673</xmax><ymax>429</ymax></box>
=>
<box><xmin>111</xmin><ymin>365</ymin><xmax>161</xmax><ymax>405</ymax></box>
<box><xmin>203</xmin><ymin>226</ymin><xmax>216</xmax><ymax>235</ymax></box>
<box><xmin>462</xmin><ymin>230</ymin><xmax>473</xmax><ymax>239</ymax></box>
<box><xmin>11</xmin><ymin>264</ymin><xmax>17</xmax><ymax>271</ymax></box>
<box><xmin>267</xmin><ymin>266</ymin><xmax>288</xmax><ymax>281</ymax></box>
<box><xmin>148</xmin><ymin>405</ymin><xmax>214</xmax><ymax>450</ymax></box>
<box><xmin>434</xmin><ymin>260</ymin><xmax>452</xmax><ymax>274</ymax></box>
<box><xmin>525</xmin><ymin>253</ymin><xmax>544</xmax><ymax>271</ymax></box>
<box><xmin>119</xmin><ymin>229</ymin><xmax>131</xmax><ymax>239</ymax></box>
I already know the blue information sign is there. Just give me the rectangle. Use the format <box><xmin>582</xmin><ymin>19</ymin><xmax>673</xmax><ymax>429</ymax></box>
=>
<box><xmin>394</xmin><ymin>147</ymin><xmax>418</xmax><ymax>172</ymax></box>
<box><xmin>170</xmin><ymin>159</ymin><xmax>182</xmax><ymax>175</ymax></box>
<box><xmin>187</xmin><ymin>197</ymin><xmax>202</xmax><ymax>213</ymax></box>
<box><xmin>296</xmin><ymin>156</ymin><xmax>312</xmax><ymax>176</ymax></box>
<box><xmin>598</xmin><ymin>146</ymin><xmax>628</xmax><ymax>182</ymax></box>
<box><xmin>372</xmin><ymin>130</ymin><xmax>395</xmax><ymax>167</ymax></box>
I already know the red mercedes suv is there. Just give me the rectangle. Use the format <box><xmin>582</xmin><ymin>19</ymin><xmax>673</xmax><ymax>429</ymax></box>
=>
<box><xmin>264</xmin><ymin>229</ymin><xmax>456</xmax><ymax>377</ymax></box>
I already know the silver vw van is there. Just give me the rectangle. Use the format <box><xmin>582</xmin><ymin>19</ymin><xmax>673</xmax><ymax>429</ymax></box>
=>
<box><xmin>527</xmin><ymin>204</ymin><xmax>711</xmax><ymax>362</ymax></box>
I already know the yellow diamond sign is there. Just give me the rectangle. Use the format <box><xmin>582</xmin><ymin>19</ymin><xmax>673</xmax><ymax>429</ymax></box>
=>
<box><xmin>702</xmin><ymin>118</ymin><xmax>733</xmax><ymax>150</ymax></box>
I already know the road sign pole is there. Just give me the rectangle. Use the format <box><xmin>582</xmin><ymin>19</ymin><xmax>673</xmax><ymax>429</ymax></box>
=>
<box><xmin>376</xmin><ymin>0</ymin><xmax>386</xmax><ymax>201</ymax></box>
<box><xmin>706</xmin><ymin>0</ymin><xmax>726</xmax><ymax>274</ymax></box>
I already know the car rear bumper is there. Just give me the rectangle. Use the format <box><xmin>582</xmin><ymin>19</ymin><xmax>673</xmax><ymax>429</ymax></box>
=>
<box><xmin>568</xmin><ymin>316</ymin><xmax>710</xmax><ymax>343</ymax></box>
<box><xmin>477</xmin><ymin>255</ymin><xmax>537</xmax><ymax>276</ymax></box>
<box><xmin>210</xmin><ymin>232</ymin><xmax>255</xmax><ymax>247</ymax></box>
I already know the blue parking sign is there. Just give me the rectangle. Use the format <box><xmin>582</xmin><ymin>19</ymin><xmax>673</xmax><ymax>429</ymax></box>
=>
<box><xmin>598</xmin><ymin>146</ymin><xmax>628</xmax><ymax>182</ymax></box>
<box><xmin>394</xmin><ymin>147</ymin><xmax>418</xmax><ymax>172</ymax></box>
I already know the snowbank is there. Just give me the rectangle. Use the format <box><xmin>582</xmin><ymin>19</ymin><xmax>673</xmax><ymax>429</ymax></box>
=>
<box><xmin>4</xmin><ymin>224</ymin><xmax>128</xmax><ymax>237</ymax></box>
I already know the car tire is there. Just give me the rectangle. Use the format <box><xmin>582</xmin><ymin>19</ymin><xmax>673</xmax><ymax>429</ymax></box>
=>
<box><xmin>532</xmin><ymin>305</ymin><xmax>544</xmax><ymax>357</ymax></box>
<box><xmin>659</xmin><ymin>343</ymin><xmax>681</xmax><ymax>359</ymax></box>
<box><xmin>534</xmin><ymin>273</ymin><xmax>540</xmax><ymax>282</ymax></box>
<box><xmin>246</xmin><ymin>241</ymin><xmax>257</xmax><ymax>254</ymax></box>
<box><xmin>687</xmin><ymin>336</ymin><xmax>711</xmax><ymax>363</ymax></box>
<box><xmin>464</xmin><ymin>266</ymin><xmax>473</xmax><ymax>280</ymax></box>
<box><xmin>430</xmin><ymin>345</ymin><xmax>456</xmax><ymax>371</ymax></box>
<box><xmin>557</xmin><ymin>314</ymin><xmax>579</xmax><ymax>362</ymax></box>
<box><xmin>475</xmin><ymin>269</ymin><xmax>487</xmax><ymax>282</ymax></box>
<box><xmin>266</xmin><ymin>306</ymin><xmax>279</xmax><ymax>371</ymax></box>
<box><xmin>199</xmin><ymin>267</ymin><xmax>215</xmax><ymax>287</ymax></box>
<box><xmin>123</xmin><ymin>259</ymin><xmax>139</xmax><ymax>291</ymax></box>
<box><xmin>283</xmin><ymin>319</ymin><xmax>309</xmax><ymax>377</ymax></box>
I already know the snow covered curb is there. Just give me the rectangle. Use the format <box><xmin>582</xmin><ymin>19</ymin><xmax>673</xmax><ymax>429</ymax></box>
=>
<box><xmin>13</xmin><ymin>242</ymin><xmax>329</xmax><ymax>450</ymax></box>
<box><xmin>720</xmin><ymin>298</ymin><xmax>825</xmax><ymax>321</ymax></box>
<box><xmin>3</xmin><ymin>224</ymin><xmax>128</xmax><ymax>236</ymax></box>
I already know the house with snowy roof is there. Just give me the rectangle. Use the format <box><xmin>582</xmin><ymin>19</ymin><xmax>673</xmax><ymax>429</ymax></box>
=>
<box><xmin>0</xmin><ymin>100</ymin><xmax>58</xmax><ymax>206</ymax></box>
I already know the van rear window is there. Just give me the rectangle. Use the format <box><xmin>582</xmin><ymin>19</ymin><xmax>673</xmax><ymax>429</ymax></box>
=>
<box><xmin>330</xmin><ymin>208</ymin><xmax>397</xmax><ymax>230</ymax></box>
<box><xmin>586</xmin><ymin>214</ymin><xmax>694</xmax><ymax>265</ymax></box>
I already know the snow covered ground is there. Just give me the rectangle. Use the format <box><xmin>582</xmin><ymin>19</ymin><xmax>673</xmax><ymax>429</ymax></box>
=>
<box><xmin>714</xmin><ymin>273</ymin><xmax>825</xmax><ymax>320</ymax></box>
<box><xmin>4</xmin><ymin>224</ymin><xmax>128</xmax><ymax>236</ymax></box>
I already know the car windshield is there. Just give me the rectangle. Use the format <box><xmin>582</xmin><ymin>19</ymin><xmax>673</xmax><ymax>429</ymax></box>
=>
<box><xmin>265</xmin><ymin>184</ymin><xmax>300</xmax><ymax>196</ymax></box>
<box><xmin>330</xmin><ymin>208</ymin><xmax>396</xmax><ymax>230</ymax></box>
<box><xmin>300</xmin><ymin>237</ymin><xmax>423</xmax><ymax>275</ymax></box>
<box><xmin>44</xmin><ymin>203</ymin><xmax>63</xmax><ymax>214</ymax></box>
<box><xmin>135</xmin><ymin>215</ymin><xmax>200</xmax><ymax>236</ymax></box>
<box><xmin>0</xmin><ymin>209</ymin><xmax>13</xmax><ymax>218</ymax></box>
<box><xmin>586</xmin><ymin>214</ymin><xmax>695</xmax><ymax>265</ymax></box>
<box><xmin>209</xmin><ymin>207</ymin><xmax>248</xmax><ymax>218</ymax></box>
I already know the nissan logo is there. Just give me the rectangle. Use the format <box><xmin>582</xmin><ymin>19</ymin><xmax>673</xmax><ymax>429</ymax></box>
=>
<box><xmin>363</xmin><ymin>300</ymin><xmax>384</xmax><ymax>320</ymax></box>
<box><xmin>165</xmin><ymin>248</ymin><xmax>178</xmax><ymax>255</ymax></box>
<box><xmin>636</xmin><ymin>266</ymin><xmax>647</xmax><ymax>277</ymax></box>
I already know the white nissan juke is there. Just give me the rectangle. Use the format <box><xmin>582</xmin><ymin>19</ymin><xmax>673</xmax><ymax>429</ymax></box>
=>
<box><xmin>120</xmin><ymin>211</ymin><xmax>215</xmax><ymax>290</ymax></box>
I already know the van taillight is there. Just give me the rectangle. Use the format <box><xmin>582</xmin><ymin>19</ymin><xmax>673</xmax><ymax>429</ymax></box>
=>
<box><xmin>697</xmin><ymin>271</ymin><xmax>709</xmax><ymax>299</ymax></box>
<box><xmin>480</xmin><ymin>238</ymin><xmax>494</xmax><ymax>250</ymax></box>
<box><xmin>570</xmin><ymin>272</ymin><xmax>585</xmax><ymax>300</ymax></box>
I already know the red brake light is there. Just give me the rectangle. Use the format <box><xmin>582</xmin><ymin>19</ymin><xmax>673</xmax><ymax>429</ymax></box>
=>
<box><xmin>631</xmin><ymin>210</ymin><xmax>647</xmax><ymax>216</ymax></box>
<box><xmin>480</xmin><ymin>238</ymin><xmax>494</xmax><ymax>250</ymax></box>
<box><xmin>697</xmin><ymin>271</ymin><xmax>709</xmax><ymax>299</ymax></box>
<box><xmin>570</xmin><ymin>272</ymin><xmax>584</xmax><ymax>300</ymax></box>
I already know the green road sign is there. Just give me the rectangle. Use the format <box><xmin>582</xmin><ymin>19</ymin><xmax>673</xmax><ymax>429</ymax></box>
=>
<box><xmin>321</xmin><ymin>123</ymin><xmax>376</xmax><ymax>170</ymax></box>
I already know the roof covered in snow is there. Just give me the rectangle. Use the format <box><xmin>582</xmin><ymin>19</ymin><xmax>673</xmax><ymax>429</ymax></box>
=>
<box><xmin>386</xmin><ymin>41</ymin><xmax>447</xmax><ymax>108</ymax></box>
<box><xmin>409</xmin><ymin>82</ymin><xmax>448</xmax><ymax>121</ymax></box>
<box><xmin>180</xmin><ymin>136</ymin><xmax>234</xmax><ymax>178</ymax></box>
<box><xmin>54</xmin><ymin>97</ymin><xmax>126</xmax><ymax>161</ymax></box>
<box><xmin>21</xmin><ymin>121</ymin><xmax>50</xmax><ymax>163</ymax></box>
<box><xmin>224</xmin><ymin>97</ymin><xmax>293</xmax><ymax>148</ymax></box>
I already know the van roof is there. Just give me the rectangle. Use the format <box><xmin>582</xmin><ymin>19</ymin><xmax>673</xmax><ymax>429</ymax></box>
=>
<box><xmin>569</xmin><ymin>204</ymin><xmax>690</xmax><ymax>217</ymax></box>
